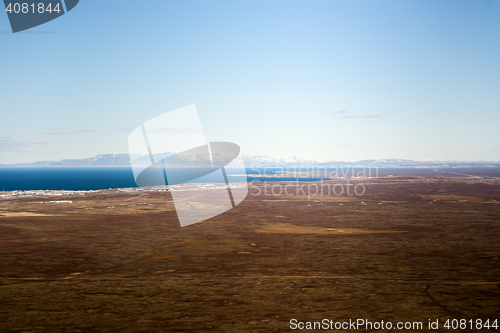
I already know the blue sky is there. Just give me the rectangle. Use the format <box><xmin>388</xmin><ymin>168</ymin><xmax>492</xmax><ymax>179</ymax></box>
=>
<box><xmin>1</xmin><ymin>0</ymin><xmax>499</xmax><ymax>164</ymax></box>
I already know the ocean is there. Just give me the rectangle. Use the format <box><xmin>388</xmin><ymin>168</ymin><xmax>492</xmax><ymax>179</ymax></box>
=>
<box><xmin>0</xmin><ymin>167</ymin><xmax>329</xmax><ymax>191</ymax></box>
<box><xmin>2</xmin><ymin>167</ymin><xmax>496</xmax><ymax>192</ymax></box>
<box><xmin>0</xmin><ymin>168</ymin><xmax>138</xmax><ymax>191</ymax></box>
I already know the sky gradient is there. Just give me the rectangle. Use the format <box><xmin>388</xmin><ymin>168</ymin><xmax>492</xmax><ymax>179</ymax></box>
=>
<box><xmin>1</xmin><ymin>0</ymin><xmax>500</xmax><ymax>164</ymax></box>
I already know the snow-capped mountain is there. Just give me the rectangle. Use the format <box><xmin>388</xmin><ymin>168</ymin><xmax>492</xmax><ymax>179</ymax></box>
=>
<box><xmin>1</xmin><ymin>154</ymin><xmax>499</xmax><ymax>169</ymax></box>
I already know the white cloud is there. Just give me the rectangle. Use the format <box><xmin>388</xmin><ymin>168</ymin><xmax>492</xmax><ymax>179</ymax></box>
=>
<box><xmin>40</xmin><ymin>132</ymin><xmax>73</xmax><ymax>135</ymax></box>
<box><xmin>340</xmin><ymin>115</ymin><xmax>381</xmax><ymax>119</ymax></box>
<box><xmin>0</xmin><ymin>138</ymin><xmax>48</xmax><ymax>153</ymax></box>
<box><xmin>147</xmin><ymin>127</ymin><xmax>203</xmax><ymax>135</ymax></box>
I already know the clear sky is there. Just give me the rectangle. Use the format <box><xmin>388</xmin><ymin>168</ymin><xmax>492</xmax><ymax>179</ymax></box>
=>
<box><xmin>1</xmin><ymin>0</ymin><xmax>500</xmax><ymax>164</ymax></box>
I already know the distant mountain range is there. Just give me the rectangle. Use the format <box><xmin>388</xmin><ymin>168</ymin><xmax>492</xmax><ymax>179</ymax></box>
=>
<box><xmin>242</xmin><ymin>156</ymin><xmax>500</xmax><ymax>168</ymax></box>
<box><xmin>1</xmin><ymin>153</ymin><xmax>500</xmax><ymax>169</ymax></box>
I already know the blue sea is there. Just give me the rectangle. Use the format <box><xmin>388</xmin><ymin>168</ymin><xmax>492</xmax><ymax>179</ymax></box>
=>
<box><xmin>0</xmin><ymin>167</ymin><xmax>330</xmax><ymax>191</ymax></box>
<box><xmin>2</xmin><ymin>166</ymin><xmax>494</xmax><ymax>191</ymax></box>
<box><xmin>0</xmin><ymin>168</ymin><xmax>139</xmax><ymax>191</ymax></box>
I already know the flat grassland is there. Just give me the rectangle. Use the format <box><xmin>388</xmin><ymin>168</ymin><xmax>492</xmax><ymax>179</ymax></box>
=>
<box><xmin>1</xmin><ymin>175</ymin><xmax>499</xmax><ymax>332</ymax></box>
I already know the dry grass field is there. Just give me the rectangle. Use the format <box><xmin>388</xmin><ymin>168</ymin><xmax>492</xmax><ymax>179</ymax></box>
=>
<box><xmin>1</xmin><ymin>175</ymin><xmax>499</xmax><ymax>332</ymax></box>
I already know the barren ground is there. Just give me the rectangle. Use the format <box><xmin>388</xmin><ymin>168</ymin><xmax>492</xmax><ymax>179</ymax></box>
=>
<box><xmin>1</xmin><ymin>175</ymin><xmax>499</xmax><ymax>332</ymax></box>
